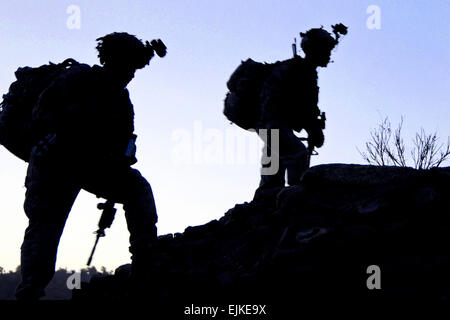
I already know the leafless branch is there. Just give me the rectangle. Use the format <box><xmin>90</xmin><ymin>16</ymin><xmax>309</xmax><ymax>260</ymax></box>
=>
<box><xmin>359</xmin><ymin>116</ymin><xmax>449</xmax><ymax>169</ymax></box>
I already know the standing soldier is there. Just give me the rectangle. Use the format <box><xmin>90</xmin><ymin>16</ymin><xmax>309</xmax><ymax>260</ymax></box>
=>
<box><xmin>224</xmin><ymin>24</ymin><xmax>347</xmax><ymax>195</ymax></box>
<box><xmin>14</xmin><ymin>32</ymin><xmax>166</xmax><ymax>300</ymax></box>
<box><xmin>257</xmin><ymin>25</ymin><xmax>347</xmax><ymax>191</ymax></box>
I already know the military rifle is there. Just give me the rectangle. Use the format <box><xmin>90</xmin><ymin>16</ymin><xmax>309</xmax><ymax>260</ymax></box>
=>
<box><xmin>87</xmin><ymin>200</ymin><xmax>117</xmax><ymax>266</ymax></box>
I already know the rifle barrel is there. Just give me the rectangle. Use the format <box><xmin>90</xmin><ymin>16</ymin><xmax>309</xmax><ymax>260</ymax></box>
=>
<box><xmin>87</xmin><ymin>234</ymin><xmax>101</xmax><ymax>266</ymax></box>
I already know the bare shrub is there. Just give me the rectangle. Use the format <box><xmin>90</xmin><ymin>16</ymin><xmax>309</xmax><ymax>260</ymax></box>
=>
<box><xmin>358</xmin><ymin>117</ymin><xmax>450</xmax><ymax>169</ymax></box>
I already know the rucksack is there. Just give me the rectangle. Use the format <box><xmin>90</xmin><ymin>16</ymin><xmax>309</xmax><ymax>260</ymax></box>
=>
<box><xmin>225</xmin><ymin>57</ymin><xmax>321</xmax><ymax>132</ymax></box>
<box><xmin>223</xmin><ymin>59</ymin><xmax>273</xmax><ymax>130</ymax></box>
<box><xmin>0</xmin><ymin>58</ymin><xmax>82</xmax><ymax>162</ymax></box>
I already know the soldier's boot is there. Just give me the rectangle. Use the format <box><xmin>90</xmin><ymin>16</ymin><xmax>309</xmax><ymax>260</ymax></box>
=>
<box><xmin>15</xmin><ymin>286</ymin><xmax>45</xmax><ymax>301</ymax></box>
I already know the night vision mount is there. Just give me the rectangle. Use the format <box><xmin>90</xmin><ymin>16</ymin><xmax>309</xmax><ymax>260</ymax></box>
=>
<box><xmin>292</xmin><ymin>23</ymin><xmax>348</xmax><ymax>57</ymax></box>
<box><xmin>145</xmin><ymin>39</ymin><xmax>167</xmax><ymax>60</ymax></box>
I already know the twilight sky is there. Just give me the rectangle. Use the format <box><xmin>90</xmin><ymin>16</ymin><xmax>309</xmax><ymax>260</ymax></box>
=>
<box><xmin>0</xmin><ymin>0</ymin><xmax>448</xmax><ymax>271</ymax></box>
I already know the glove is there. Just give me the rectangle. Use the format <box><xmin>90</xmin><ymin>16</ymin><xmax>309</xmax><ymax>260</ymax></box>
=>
<box><xmin>307</xmin><ymin>126</ymin><xmax>324</xmax><ymax>148</ymax></box>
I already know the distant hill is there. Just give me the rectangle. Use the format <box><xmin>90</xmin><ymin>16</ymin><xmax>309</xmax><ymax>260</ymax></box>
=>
<box><xmin>0</xmin><ymin>267</ymin><xmax>111</xmax><ymax>300</ymax></box>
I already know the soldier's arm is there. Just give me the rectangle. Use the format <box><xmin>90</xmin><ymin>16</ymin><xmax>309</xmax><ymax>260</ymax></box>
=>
<box><xmin>302</xmin><ymin>87</ymin><xmax>324</xmax><ymax>148</ymax></box>
<box><xmin>304</xmin><ymin>122</ymin><xmax>324</xmax><ymax>148</ymax></box>
<box><xmin>121</xmin><ymin>88</ymin><xmax>135</xmax><ymax>136</ymax></box>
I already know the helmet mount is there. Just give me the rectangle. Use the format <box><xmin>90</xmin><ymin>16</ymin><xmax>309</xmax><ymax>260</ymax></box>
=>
<box><xmin>294</xmin><ymin>23</ymin><xmax>348</xmax><ymax>59</ymax></box>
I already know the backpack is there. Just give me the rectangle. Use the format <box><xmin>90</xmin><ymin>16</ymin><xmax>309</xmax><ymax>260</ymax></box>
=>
<box><xmin>0</xmin><ymin>58</ymin><xmax>82</xmax><ymax>162</ymax></box>
<box><xmin>223</xmin><ymin>59</ymin><xmax>273</xmax><ymax>130</ymax></box>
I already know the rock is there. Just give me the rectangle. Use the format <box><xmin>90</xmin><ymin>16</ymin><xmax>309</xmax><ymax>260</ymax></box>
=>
<box><xmin>73</xmin><ymin>164</ymin><xmax>450</xmax><ymax>304</ymax></box>
<box><xmin>114</xmin><ymin>264</ymin><xmax>132</xmax><ymax>279</ymax></box>
<box><xmin>295</xmin><ymin>227</ymin><xmax>330</xmax><ymax>244</ymax></box>
<box><xmin>302</xmin><ymin>163</ymin><xmax>420</xmax><ymax>187</ymax></box>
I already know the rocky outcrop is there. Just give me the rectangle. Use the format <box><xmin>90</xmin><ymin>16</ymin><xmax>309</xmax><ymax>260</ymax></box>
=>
<box><xmin>73</xmin><ymin>164</ymin><xmax>450</xmax><ymax>305</ymax></box>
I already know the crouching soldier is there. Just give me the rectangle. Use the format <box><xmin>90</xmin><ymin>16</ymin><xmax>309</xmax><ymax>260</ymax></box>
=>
<box><xmin>15</xmin><ymin>32</ymin><xmax>167</xmax><ymax>300</ymax></box>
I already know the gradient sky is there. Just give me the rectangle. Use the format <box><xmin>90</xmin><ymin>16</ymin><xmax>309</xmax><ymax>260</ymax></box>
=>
<box><xmin>0</xmin><ymin>0</ymin><xmax>448</xmax><ymax>272</ymax></box>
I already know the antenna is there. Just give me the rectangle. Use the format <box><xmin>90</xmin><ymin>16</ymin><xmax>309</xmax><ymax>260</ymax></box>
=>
<box><xmin>292</xmin><ymin>38</ymin><xmax>298</xmax><ymax>57</ymax></box>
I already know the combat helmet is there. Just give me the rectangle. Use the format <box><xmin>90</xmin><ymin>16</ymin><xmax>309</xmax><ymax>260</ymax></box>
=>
<box><xmin>95</xmin><ymin>32</ymin><xmax>166</xmax><ymax>70</ymax></box>
<box><xmin>300</xmin><ymin>23</ymin><xmax>347</xmax><ymax>58</ymax></box>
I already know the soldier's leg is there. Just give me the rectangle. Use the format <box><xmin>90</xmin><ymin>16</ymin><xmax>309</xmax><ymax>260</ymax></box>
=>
<box><xmin>16</xmin><ymin>155</ymin><xmax>79</xmax><ymax>300</ymax></box>
<box><xmin>256</xmin><ymin>128</ymin><xmax>309</xmax><ymax>193</ymax></box>
<box><xmin>81</xmin><ymin>166</ymin><xmax>158</xmax><ymax>256</ymax></box>
<box><xmin>256</xmin><ymin>128</ymin><xmax>286</xmax><ymax>189</ymax></box>
<box><xmin>112</xmin><ymin>169</ymin><xmax>159</xmax><ymax>292</ymax></box>
<box><xmin>281</xmin><ymin>130</ymin><xmax>309</xmax><ymax>186</ymax></box>
<box><xmin>121</xmin><ymin>169</ymin><xmax>158</xmax><ymax>256</ymax></box>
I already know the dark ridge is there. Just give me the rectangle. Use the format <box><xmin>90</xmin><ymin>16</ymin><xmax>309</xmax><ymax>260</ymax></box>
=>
<box><xmin>72</xmin><ymin>164</ymin><xmax>450</xmax><ymax>308</ymax></box>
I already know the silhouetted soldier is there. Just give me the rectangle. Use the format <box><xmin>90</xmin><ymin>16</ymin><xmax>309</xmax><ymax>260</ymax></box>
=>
<box><xmin>255</xmin><ymin>25</ymin><xmax>347</xmax><ymax>193</ymax></box>
<box><xmin>15</xmin><ymin>32</ymin><xmax>166</xmax><ymax>300</ymax></box>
